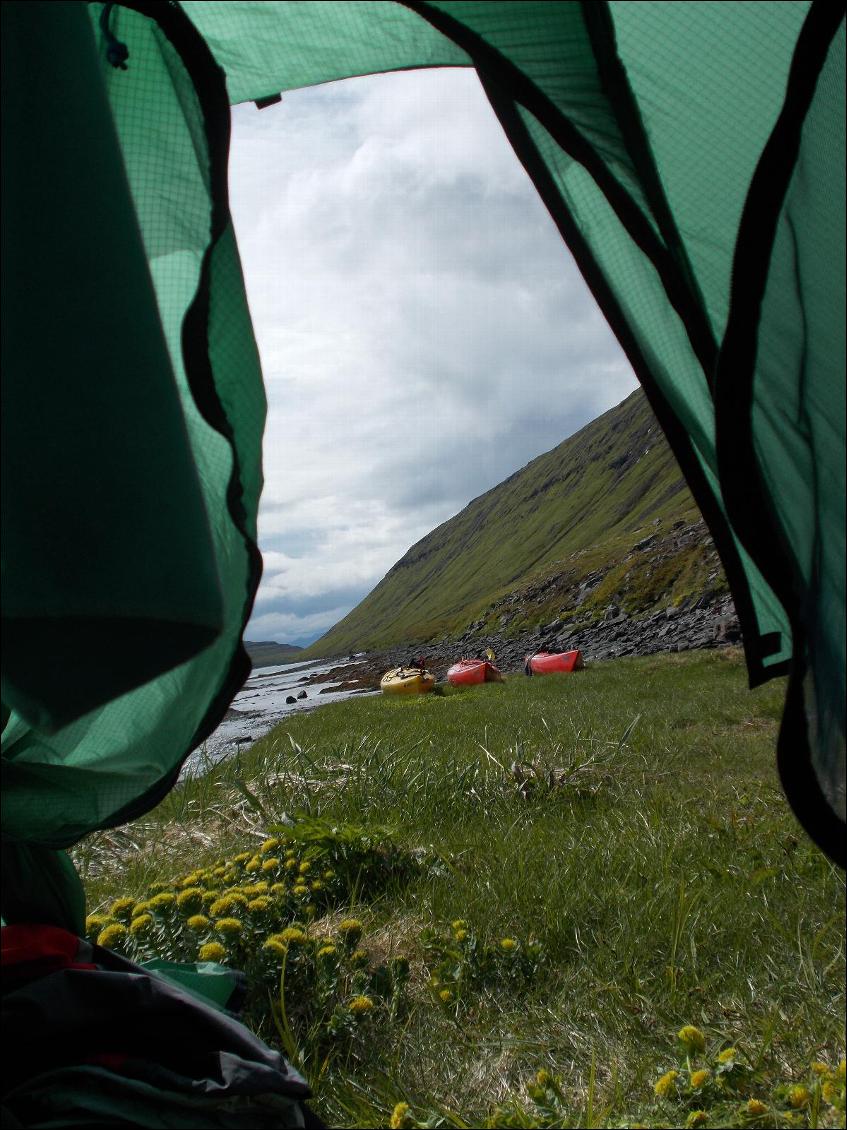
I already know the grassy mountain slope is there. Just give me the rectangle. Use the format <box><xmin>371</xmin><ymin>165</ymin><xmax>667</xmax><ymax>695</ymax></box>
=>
<box><xmin>309</xmin><ymin>389</ymin><xmax>704</xmax><ymax>655</ymax></box>
<box><xmin>244</xmin><ymin>640</ymin><xmax>303</xmax><ymax>668</ymax></box>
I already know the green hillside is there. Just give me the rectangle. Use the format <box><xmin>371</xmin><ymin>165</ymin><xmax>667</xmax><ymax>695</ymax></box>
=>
<box><xmin>244</xmin><ymin>640</ymin><xmax>303</xmax><ymax>668</ymax></box>
<box><xmin>308</xmin><ymin>388</ymin><xmax>704</xmax><ymax>655</ymax></box>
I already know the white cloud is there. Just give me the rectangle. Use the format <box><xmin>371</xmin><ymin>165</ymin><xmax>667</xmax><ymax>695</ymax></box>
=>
<box><xmin>228</xmin><ymin>68</ymin><xmax>637</xmax><ymax>645</ymax></box>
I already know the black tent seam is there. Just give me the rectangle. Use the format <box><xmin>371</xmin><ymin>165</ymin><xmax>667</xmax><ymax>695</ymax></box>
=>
<box><xmin>580</xmin><ymin>1</ymin><xmax>719</xmax><ymax>388</ymax></box>
<box><xmin>712</xmin><ymin>0</ymin><xmax>845</xmax><ymax>866</ymax></box>
<box><xmin>398</xmin><ymin>0</ymin><xmax>719</xmax><ymax>388</ymax></box>
<box><xmin>98</xmin><ymin>1</ymin><xmax>264</xmax><ymax>827</ymax></box>
<box><xmin>714</xmin><ymin>0</ymin><xmax>844</xmax><ymax>629</ymax></box>
<box><xmin>476</xmin><ymin>75</ymin><xmax>781</xmax><ymax>688</ymax></box>
<box><xmin>778</xmin><ymin>648</ymin><xmax>845</xmax><ymax>868</ymax></box>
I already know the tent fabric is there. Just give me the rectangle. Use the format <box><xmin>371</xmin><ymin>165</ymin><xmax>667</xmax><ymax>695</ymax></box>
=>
<box><xmin>1</xmin><ymin>924</ymin><xmax>312</xmax><ymax>1128</ymax></box>
<box><xmin>1</xmin><ymin>0</ymin><xmax>844</xmax><ymax>930</ymax></box>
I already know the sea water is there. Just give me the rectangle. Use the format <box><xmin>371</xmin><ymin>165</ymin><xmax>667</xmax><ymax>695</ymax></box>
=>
<box><xmin>181</xmin><ymin>654</ymin><xmax>376</xmax><ymax>777</ymax></box>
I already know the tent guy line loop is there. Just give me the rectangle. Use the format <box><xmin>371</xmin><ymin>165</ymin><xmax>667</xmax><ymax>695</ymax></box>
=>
<box><xmin>99</xmin><ymin>2</ymin><xmax>129</xmax><ymax>70</ymax></box>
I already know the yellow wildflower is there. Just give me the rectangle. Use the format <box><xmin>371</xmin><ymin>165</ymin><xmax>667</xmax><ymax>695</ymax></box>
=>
<box><xmin>690</xmin><ymin>1069</ymin><xmax>710</xmax><ymax>1089</ymax></box>
<box><xmin>198</xmin><ymin>942</ymin><xmax>227</xmax><ymax>962</ymax></box>
<box><xmin>129</xmin><ymin>914</ymin><xmax>153</xmax><ymax>935</ymax></box>
<box><xmin>213</xmin><ymin>866</ymin><xmax>227</xmax><ymax>878</ymax></box>
<box><xmin>654</xmin><ymin>1070</ymin><xmax>679</xmax><ymax>1098</ymax></box>
<box><xmin>232</xmin><ymin>852</ymin><xmax>251</xmax><ymax>864</ymax></box>
<box><xmin>838</xmin><ymin>1060</ymin><xmax>846</xmax><ymax>1082</ymax></box>
<box><xmin>535</xmin><ymin>1070</ymin><xmax>552</xmax><ymax>1087</ymax></box>
<box><xmin>716</xmin><ymin>1047</ymin><xmax>737</xmax><ymax>1064</ymax></box>
<box><xmin>811</xmin><ymin>1061</ymin><xmax>830</xmax><ymax>1076</ymax></box>
<box><xmin>271</xmin><ymin>883</ymin><xmax>286</xmax><ymax>895</ymax></box>
<box><xmin>350</xmin><ymin>948</ymin><xmax>369</xmax><ymax>968</ymax></box>
<box><xmin>261</xmin><ymin>858</ymin><xmax>280</xmax><ymax>872</ymax></box>
<box><xmin>822</xmin><ymin>1081</ymin><xmax>840</xmax><ymax>1105</ymax></box>
<box><xmin>273</xmin><ymin>927</ymin><xmax>308</xmax><ymax>946</ymax></box>
<box><xmin>304</xmin><ymin>904</ymin><xmax>317</xmax><ymax>918</ymax></box>
<box><xmin>209</xmin><ymin>894</ymin><xmax>247</xmax><ymax>917</ymax></box>
<box><xmin>176</xmin><ymin>888</ymin><xmax>204</xmax><ymax>914</ymax></box>
<box><xmin>148</xmin><ymin>881</ymin><xmax>171</xmax><ymax>892</ymax></box>
<box><xmin>285</xmin><ymin>849</ymin><xmax>297</xmax><ymax>859</ymax></box>
<box><xmin>244</xmin><ymin>857</ymin><xmax>261</xmax><ymax>873</ymax></box>
<box><xmin>317</xmin><ymin>945</ymin><xmax>338</xmax><ymax>959</ymax></box>
<box><xmin>746</xmin><ymin>1099</ymin><xmax>767</xmax><ymax>1116</ymax></box>
<box><xmin>215</xmin><ymin>917</ymin><xmax>242</xmax><ymax>936</ymax></box>
<box><xmin>310</xmin><ymin>880</ymin><xmax>324</xmax><ymax>893</ymax></box>
<box><xmin>263</xmin><ymin>940</ymin><xmax>288</xmax><ymax>960</ymax></box>
<box><xmin>685</xmin><ymin>1112</ymin><xmax>708</xmax><ymax>1129</ymax></box>
<box><xmin>85</xmin><ymin>914</ymin><xmax>109</xmax><ymax>933</ymax></box>
<box><xmin>678</xmin><ymin>1025</ymin><xmax>706</xmax><ymax>1054</ymax></box>
<box><xmin>451</xmin><ymin>919</ymin><xmax>467</xmax><ymax>932</ymax></box>
<box><xmin>455</xmin><ymin>929</ymin><xmax>468</xmax><ymax>943</ymax></box>
<box><xmin>242</xmin><ymin>881</ymin><xmax>269</xmax><ymax>895</ymax></box>
<box><xmin>201</xmin><ymin>890</ymin><xmax>221</xmax><ymax>905</ymax></box>
<box><xmin>348</xmin><ymin>995</ymin><xmax>374</xmax><ymax>1016</ymax></box>
<box><xmin>292</xmin><ymin>884</ymin><xmax>309</xmax><ymax>897</ymax></box>
<box><xmin>248</xmin><ymin>897</ymin><xmax>272</xmax><ymax>913</ymax></box>
<box><xmin>149</xmin><ymin>892</ymin><xmax>176</xmax><ymax>909</ymax></box>
<box><xmin>178</xmin><ymin>872</ymin><xmax>202</xmax><ymax>889</ymax></box>
<box><xmin>260</xmin><ymin>838</ymin><xmax>279</xmax><ymax>854</ymax></box>
<box><xmin>187</xmin><ymin>914</ymin><xmax>210</xmax><ymax>930</ymax></box>
<box><xmin>97</xmin><ymin>923</ymin><xmax>128</xmax><ymax>949</ymax></box>
<box><xmin>109</xmin><ymin>897</ymin><xmax>136</xmax><ymax>921</ymax></box>
<box><xmin>339</xmin><ymin>919</ymin><xmax>363</xmax><ymax>944</ymax></box>
<box><xmin>787</xmin><ymin>1085</ymin><xmax>810</xmax><ymax>1109</ymax></box>
<box><xmin>500</xmin><ymin>937</ymin><xmax>517</xmax><ymax>951</ymax></box>
<box><xmin>298</xmin><ymin>860</ymin><xmax>311</xmax><ymax>874</ymax></box>
<box><xmin>323</xmin><ymin>870</ymin><xmax>335</xmax><ymax>881</ymax></box>
<box><xmin>132</xmin><ymin>901</ymin><xmax>152</xmax><ymax>917</ymax></box>
<box><xmin>389</xmin><ymin>1102</ymin><xmax>412</xmax><ymax>1129</ymax></box>
<box><xmin>284</xmin><ymin>859</ymin><xmax>298</xmax><ymax>871</ymax></box>
<box><xmin>439</xmin><ymin>989</ymin><xmax>454</xmax><ymax>1004</ymax></box>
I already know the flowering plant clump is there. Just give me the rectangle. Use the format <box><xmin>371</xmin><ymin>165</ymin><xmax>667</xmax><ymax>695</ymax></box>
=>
<box><xmin>96</xmin><ymin>922</ymin><xmax>128</xmax><ymax>949</ymax></box>
<box><xmin>678</xmin><ymin>1025</ymin><xmax>707</xmax><ymax>1055</ymax></box>
<box><xmin>198</xmin><ymin>941</ymin><xmax>227</xmax><ymax>962</ymax></box>
<box><xmin>654</xmin><ymin>1069</ymin><xmax>680</xmax><ymax>1099</ymax></box>
<box><xmin>649</xmin><ymin>1027</ymin><xmax>847</xmax><ymax>1128</ymax></box>
<box><xmin>175</xmin><ymin>888</ymin><xmax>204</xmax><ymax>914</ymax></box>
<box><xmin>214</xmin><ymin>917</ymin><xmax>243</xmax><ymax>937</ymax></box>
<box><xmin>129</xmin><ymin>914</ymin><xmax>153</xmax><ymax>936</ymax></box>
<box><xmin>348</xmin><ymin>994</ymin><xmax>374</xmax><ymax>1016</ymax></box>
<box><xmin>685</xmin><ymin>1111</ymin><xmax>708</xmax><ymax>1128</ymax></box>
<box><xmin>82</xmin><ymin>820</ymin><xmax>428</xmax><ymax>976</ymax></box>
<box><xmin>389</xmin><ymin>1102</ymin><xmax>416</xmax><ymax>1129</ymax></box>
<box><xmin>109</xmin><ymin>897</ymin><xmax>136</xmax><ymax>922</ymax></box>
<box><xmin>421</xmin><ymin>922</ymin><xmax>543</xmax><ymax>1009</ymax></box>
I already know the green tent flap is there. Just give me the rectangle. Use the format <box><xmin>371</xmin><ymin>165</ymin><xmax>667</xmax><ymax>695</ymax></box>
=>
<box><xmin>2</xmin><ymin>0</ymin><xmax>844</xmax><ymax>902</ymax></box>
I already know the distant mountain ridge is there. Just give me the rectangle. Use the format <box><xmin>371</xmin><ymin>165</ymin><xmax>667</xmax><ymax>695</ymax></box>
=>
<box><xmin>307</xmin><ymin>388</ymin><xmax>725</xmax><ymax>656</ymax></box>
<box><xmin>244</xmin><ymin>640</ymin><xmax>303</xmax><ymax>669</ymax></box>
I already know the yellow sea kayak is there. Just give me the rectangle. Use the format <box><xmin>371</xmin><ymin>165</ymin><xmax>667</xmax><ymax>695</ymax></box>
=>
<box><xmin>380</xmin><ymin>667</ymin><xmax>436</xmax><ymax>695</ymax></box>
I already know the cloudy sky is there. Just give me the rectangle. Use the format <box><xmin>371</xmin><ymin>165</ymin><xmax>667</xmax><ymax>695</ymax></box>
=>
<box><xmin>229</xmin><ymin>68</ymin><xmax>637</xmax><ymax>646</ymax></box>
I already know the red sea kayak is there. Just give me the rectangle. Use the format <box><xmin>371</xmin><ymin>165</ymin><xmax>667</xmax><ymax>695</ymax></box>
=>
<box><xmin>447</xmin><ymin>659</ymin><xmax>504</xmax><ymax>686</ymax></box>
<box><xmin>527</xmin><ymin>649</ymin><xmax>584</xmax><ymax>675</ymax></box>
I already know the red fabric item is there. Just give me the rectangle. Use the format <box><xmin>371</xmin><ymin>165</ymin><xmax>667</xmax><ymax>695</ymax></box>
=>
<box><xmin>1</xmin><ymin>923</ymin><xmax>97</xmax><ymax>985</ymax></box>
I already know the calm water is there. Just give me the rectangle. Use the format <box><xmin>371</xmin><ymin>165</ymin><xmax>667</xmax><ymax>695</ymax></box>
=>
<box><xmin>181</xmin><ymin>655</ymin><xmax>376</xmax><ymax>777</ymax></box>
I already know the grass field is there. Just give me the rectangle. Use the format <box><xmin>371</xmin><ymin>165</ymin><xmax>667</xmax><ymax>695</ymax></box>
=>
<box><xmin>78</xmin><ymin>649</ymin><xmax>846</xmax><ymax>1128</ymax></box>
